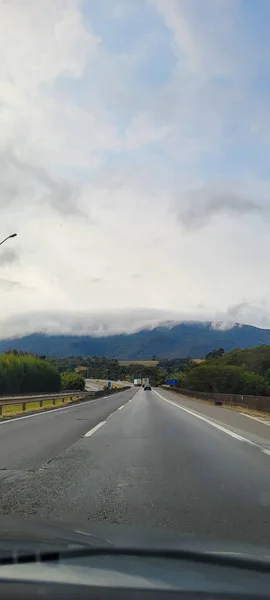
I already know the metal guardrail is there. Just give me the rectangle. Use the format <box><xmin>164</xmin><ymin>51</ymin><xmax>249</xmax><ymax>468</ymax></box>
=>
<box><xmin>0</xmin><ymin>390</ymin><xmax>89</xmax><ymax>401</ymax></box>
<box><xmin>0</xmin><ymin>385</ymin><xmax>129</xmax><ymax>418</ymax></box>
<box><xmin>0</xmin><ymin>393</ymin><xmax>86</xmax><ymax>416</ymax></box>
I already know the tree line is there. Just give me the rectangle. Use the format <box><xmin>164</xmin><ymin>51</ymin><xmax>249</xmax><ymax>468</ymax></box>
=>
<box><xmin>4</xmin><ymin>345</ymin><xmax>270</xmax><ymax>396</ymax></box>
<box><xmin>0</xmin><ymin>352</ymin><xmax>61</xmax><ymax>395</ymax></box>
<box><xmin>46</xmin><ymin>355</ymin><xmax>191</xmax><ymax>387</ymax></box>
<box><xmin>178</xmin><ymin>346</ymin><xmax>270</xmax><ymax>396</ymax></box>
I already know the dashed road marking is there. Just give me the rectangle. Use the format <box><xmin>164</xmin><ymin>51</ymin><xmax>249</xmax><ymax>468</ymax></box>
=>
<box><xmin>84</xmin><ymin>421</ymin><xmax>106</xmax><ymax>438</ymax></box>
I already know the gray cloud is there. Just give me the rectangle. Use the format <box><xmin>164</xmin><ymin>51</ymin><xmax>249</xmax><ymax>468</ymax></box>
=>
<box><xmin>0</xmin><ymin>305</ymin><xmax>256</xmax><ymax>339</ymax></box>
<box><xmin>0</xmin><ymin>278</ymin><xmax>35</xmax><ymax>292</ymax></box>
<box><xmin>178</xmin><ymin>188</ymin><xmax>266</xmax><ymax>228</ymax></box>
<box><xmin>0</xmin><ymin>151</ymin><xmax>83</xmax><ymax>217</ymax></box>
<box><xmin>0</xmin><ymin>308</ymin><xmax>205</xmax><ymax>338</ymax></box>
<box><xmin>1</xmin><ymin>303</ymin><xmax>270</xmax><ymax>339</ymax></box>
<box><xmin>0</xmin><ymin>250</ymin><xmax>18</xmax><ymax>267</ymax></box>
<box><xmin>0</xmin><ymin>279</ymin><xmax>23</xmax><ymax>290</ymax></box>
<box><xmin>224</xmin><ymin>301</ymin><xmax>270</xmax><ymax>329</ymax></box>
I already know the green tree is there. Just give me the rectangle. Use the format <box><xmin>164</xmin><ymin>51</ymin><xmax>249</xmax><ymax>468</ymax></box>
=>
<box><xmin>239</xmin><ymin>371</ymin><xmax>267</xmax><ymax>395</ymax></box>
<box><xmin>61</xmin><ymin>371</ymin><xmax>85</xmax><ymax>391</ymax></box>
<box><xmin>0</xmin><ymin>353</ymin><xmax>60</xmax><ymax>394</ymax></box>
<box><xmin>205</xmin><ymin>348</ymin><xmax>225</xmax><ymax>360</ymax></box>
<box><xmin>185</xmin><ymin>362</ymin><xmax>267</xmax><ymax>395</ymax></box>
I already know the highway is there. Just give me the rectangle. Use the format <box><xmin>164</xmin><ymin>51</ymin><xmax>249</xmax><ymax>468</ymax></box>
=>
<box><xmin>0</xmin><ymin>386</ymin><xmax>269</xmax><ymax>547</ymax></box>
<box><xmin>85</xmin><ymin>379</ymin><xmax>132</xmax><ymax>391</ymax></box>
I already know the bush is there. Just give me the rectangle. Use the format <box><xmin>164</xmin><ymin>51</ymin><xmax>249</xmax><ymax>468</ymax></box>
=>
<box><xmin>185</xmin><ymin>362</ymin><xmax>268</xmax><ymax>396</ymax></box>
<box><xmin>0</xmin><ymin>353</ymin><xmax>61</xmax><ymax>395</ymax></box>
<box><xmin>239</xmin><ymin>370</ymin><xmax>267</xmax><ymax>395</ymax></box>
<box><xmin>61</xmin><ymin>371</ymin><xmax>85</xmax><ymax>391</ymax></box>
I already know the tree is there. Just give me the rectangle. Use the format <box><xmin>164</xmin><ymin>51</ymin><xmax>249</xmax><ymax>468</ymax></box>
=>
<box><xmin>61</xmin><ymin>371</ymin><xmax>85</xmax><ymax>391</ymax></box>
<box><xmin>0</xmin><ymin>353</ymin><xmax>61</xmax><ymax>394</ymax></box>
<box><xmin>239</xmin><ymin>371</ymin><xmax>266</xmax><ymax>395</ymax></box>
<box><xmin>185</xmin><ymin>362</ymin><xmax>267</xmax><ymax>396</ymax></box>
<box><xmin>205</xmin><ymin>348</ymin><xmax>225</xmax><ymax>360</ymax></box>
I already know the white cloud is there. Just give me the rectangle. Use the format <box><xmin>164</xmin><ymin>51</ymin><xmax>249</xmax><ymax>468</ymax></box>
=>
<box><xmin>124</xmin><ymin>114</ymin><xmax>169</xmax><ymax>150</ymax></box>
<box><xmin>0</xmin><ymin>0</ymin><xmax>270</xmax><ymax>338</ymax></box>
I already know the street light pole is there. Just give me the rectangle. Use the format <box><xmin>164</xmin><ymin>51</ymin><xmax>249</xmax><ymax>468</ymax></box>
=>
<box><xmin>0</xmin><ymin>233</ymin><xmax>17</xmax><ymax>247</ymax></box>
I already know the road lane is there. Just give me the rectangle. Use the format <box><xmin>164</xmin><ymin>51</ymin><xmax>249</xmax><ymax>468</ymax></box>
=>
<box><xmin>85</xmin><ymin>380</ymin><xmax>104</xmax><ymax>391</ymax></box>
<box><xmin>0</xmin><ymin>387</ymin><xmax>137</xmax><ymax>472</ymax></box>
<box><xmin>85</xmin><ymin>379</ymin><xmax>132</xmax><ymax>391</ymax></box>
<box><xmin>1</xmin><ymin>387</ymin><xmax>269</xmax><ymax>548</ymax></box>
<box><xmin>156</xmin><ymin>387</ymin><xmax>270</xmax><ymax>449</ymax></box>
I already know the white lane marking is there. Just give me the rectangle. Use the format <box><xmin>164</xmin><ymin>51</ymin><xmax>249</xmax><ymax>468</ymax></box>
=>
<box><xmin>0</xmin><ymin>389</ymin><xmax>136</xmax><ymax>426</ymax></box>
<box><xmin>84</xmin><ymin>421</ymin><xmax>106</xmax><ymax>437</ymax></box>
<box><xmin>129</xmin><ymin>389</ymin><xmax>141</xmax><ymax>402</ymax></box>
<box><xmin>240</xmin><ymin>412</ymin><xmax>270</xmax><ymax>426</ymax></box>
<box><xmin>118</xmin><ymin>405</ymin><xmax>125</xmax><ymax>410</ymax></box>
<box><xmin>154</xmin><ymin>390</ymin><xmax>270</xmax><ymax>457</ymax></box>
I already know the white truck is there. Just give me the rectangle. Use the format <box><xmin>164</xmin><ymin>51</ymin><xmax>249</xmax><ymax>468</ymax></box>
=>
<box><xmin>142</xmin><ymin>377</ymin><xmax>150</xmax><ymax>387</ymax></box>
<box><xmin>134</xmin><ymin>378</ymin><xmax>142</xmax><ymax>386</ymax></box>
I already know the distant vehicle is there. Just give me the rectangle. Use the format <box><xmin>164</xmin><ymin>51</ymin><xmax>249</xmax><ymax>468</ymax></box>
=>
<box><xmin>144</xmin><ymin>384</ymin><xmax>151</xmax><ymax>391</ymax></box>
<box><xmin>134</xmin><ymin>378</ymin><xmax>142</xmax><ymax>386</ymax></box>
<box><xmin>142</xmin><ymin>377</ymin><xmax>149</xmax><ymax>387</ymax></box>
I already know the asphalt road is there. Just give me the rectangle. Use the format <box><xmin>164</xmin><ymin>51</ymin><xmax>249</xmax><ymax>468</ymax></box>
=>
<box><xmin>85</xmin><ymin>379</ymin><xmax>132</xmax><ymax>391</ymax></box>
<box><xmin>0</xmin><ymin>387</ymin><xmax>270</xmax><ymax>548</ymax></box>
<box><xmin>85</xmin><ymin>379</ymin><xmax>104</xmax><ymax>392</ymax></box>
<box><xmin>0</xmin><ymin>387</ymin><xmax>136</xmax><ymax>471</ymax></box>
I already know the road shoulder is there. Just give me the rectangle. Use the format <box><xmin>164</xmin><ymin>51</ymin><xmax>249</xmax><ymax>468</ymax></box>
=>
<box><xmin>155</xmin><ymin>388</ymin><xmax>270</xmax><ymax>448</ymax></box>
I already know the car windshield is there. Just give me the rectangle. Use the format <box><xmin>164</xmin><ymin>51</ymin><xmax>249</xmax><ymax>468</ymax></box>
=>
<box><xmin>0</xmin><ymin>0</ymin><xmax>269</xmax><ymax>560</ymax></box>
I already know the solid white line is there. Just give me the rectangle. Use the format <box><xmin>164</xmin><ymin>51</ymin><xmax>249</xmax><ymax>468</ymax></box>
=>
<box><xmin>154</xmin><ymin>390</ymin><xmax>270</xmax><ymax>457</ymax></box>
<box><xmin>0</xmin><ymin>390</ymin><xmax>133</xmax><ymax>426</ymax></box>
<box><xmin>84</xmin><ymin>421</ymin><xmax>106</xmax><ymax>437</ymax></box>
<box><xmin>118</xmin><ymin>405</ymin><xmax>125</xmax><ymax>410</ymax></box>
<box><xmin>240</xmin><ymin>412</ymin><xmax>270</xmax><ymax>426</ymax></box>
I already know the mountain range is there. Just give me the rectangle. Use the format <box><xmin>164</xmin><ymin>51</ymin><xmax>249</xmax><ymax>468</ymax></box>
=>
<box><xmin>0</xmin><ymin>322</ymin><xmax>270</xmax><ymax>358</ymax></box>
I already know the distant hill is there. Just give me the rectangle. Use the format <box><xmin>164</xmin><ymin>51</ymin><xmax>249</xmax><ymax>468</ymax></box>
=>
<box><xmin>0</xmin><ymin>322</ymin><xmax>270</xmax><ymax>358</ymax></box>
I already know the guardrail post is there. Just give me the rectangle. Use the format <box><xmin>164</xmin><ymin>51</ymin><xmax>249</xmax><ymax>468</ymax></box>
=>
<box><xmin>22</xmin><ymin>402</ymin><xmax>26</xmax><ymax>412</ymax></box>
<box><xmin>52</xmin><ymin>398</ymin><xmax>56</xmax><ymax>406</ymax></box>
<box><xmin>0</xmin><ymin>405</ymin><xmax>2</xmax><ymax>416</ymax></box>
<box><xmin>39</xmin><ymin>400</ymin><xmax>43</xmax><ymax>408</ymax></box>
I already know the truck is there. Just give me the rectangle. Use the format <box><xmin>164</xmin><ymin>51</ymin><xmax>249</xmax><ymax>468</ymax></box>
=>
<box><xmin>142</xmin><ymin>377</ymin><xmax>150</xmax><ymax>387</ymax></box>
<box><xmin>134</xmin><ymin>378</ymin><xmax>142</xmax><ymax>386</ymax></box>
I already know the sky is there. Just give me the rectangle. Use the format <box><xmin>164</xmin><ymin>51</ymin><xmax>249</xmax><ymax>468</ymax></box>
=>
<box><xmin>1</xmin><ymin>0</ymin><xmax>270</xmax><ymax>337</ymax></box>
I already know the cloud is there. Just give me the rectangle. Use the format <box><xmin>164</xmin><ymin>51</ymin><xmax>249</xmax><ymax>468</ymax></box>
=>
<box><xmin>0</xmin><ymin>250</ymin><xmax>18</xmax><ymax>267</ymax></box>
<box><xmin>0</xmin><ymin>279</ymin><xmax>20</xmax><ymax>290</ymax></box>
<box><xmin>0</xmin><ymin>308</ymin><xmax>184</xmax><ymax>338</ymax></box>
<box><xmin>224</xmin><ymin>301</ymin><xmax>270</xmax><ymax>329</ymax></box>
<box><xmin>1</xmin><ymin>303</ymin><xmax>270</xmax><ymax>340</ymax></box>
<box><xmin>0</xmin><ymin>151</ymin><xmax>84</xmax><ymax>216</ymax></box>
<box><xmin>0</xmin><ymin>278</ymin><xmax>32</xmax><ymax>291</ymax></box>
<box><xmin>177</xmin><ymin>185</ymin><xmax>267</xmax><ymax>228</ymax></box>
<box><xmin>0</xmin><ymin>0</ymin><xmax>269</xmax><ymax>336</ymax></box>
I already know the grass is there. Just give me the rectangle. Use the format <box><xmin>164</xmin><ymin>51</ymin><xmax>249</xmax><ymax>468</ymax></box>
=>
<box><xmin>2</xmin><ymin>403</ymin><xmax>24</xmax><ymax>417</ymax></box>
<box><xmin>1</xmin><ymin>395</ymin><xmax>79</xmax><ymax>418</ymax></box>
<box><xmin>119</xmin><ymin>360</ymin><xmax>159</xmax><ymax>366</ymax></box>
